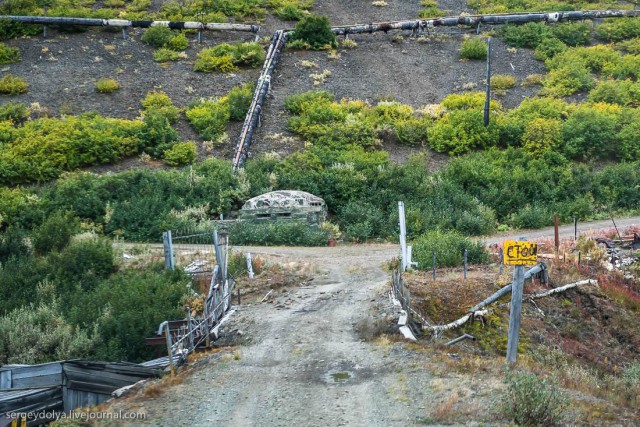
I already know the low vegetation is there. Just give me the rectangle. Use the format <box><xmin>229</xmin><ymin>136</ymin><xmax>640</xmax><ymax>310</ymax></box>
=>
<box><xmin>194</xmin><ymin>42</ymin><xmax>265</xmax><ymax>72</ymax></box>
<box><xmin>94</xmin><ymin>77</ymin><xmax>120</xmax><ymax>93</ymax></box>
<box><xmin>0</xmin><ymin>43</ymin><xmax>20</xmax><ymax>64</ymax></box>
<box><xmin>460</xmin><ymin>37</ymin><xmax>487</xmax><ymax>60</ymax></box>
<box><xmin>0</xmin><ymin>74</ymin><xmax>28</xmax><ymax>95</ymax></box>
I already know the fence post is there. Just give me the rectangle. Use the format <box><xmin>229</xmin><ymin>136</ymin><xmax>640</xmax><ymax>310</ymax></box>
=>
<box><xmin>163</xmin><ymin>230</ymin><xmax>175</xmax><ymax>271</ymax></box>
<box><xmin>186</xmin><ymin>308</ymin><xmax>194</xmax><ymax>351</ymax></box>
<box><xmin>164</xmin><ymin>325</ymin><xmax>175</xmax><ymax>376</ymax></box>
<box><xmin>499</xmin><ymin>247</ymin><xmax>504</xmax><ymax>274</ymax></box>
<box><xmin>246</xmin><ymin>252</ymin><xmax>255</xmax><ymax>278</ymax></box>
<box><xmin>398</xmin><ymin>201</ymin><xmax>408</xmax><ymax>271</ymax></box>
<box><xmin>432</xmin><ymin>252</ymin><xmax>436</xmax><ymax>280</ymax></box>
<box><xmin>506</xmin><ymin>238</ymin><xmax>526</xmax><ymax>365</ymax></box>
<box><xmin>464</xmin><ymin>249</ymin><xmax>468</xmax><ymax>280</ymax></box>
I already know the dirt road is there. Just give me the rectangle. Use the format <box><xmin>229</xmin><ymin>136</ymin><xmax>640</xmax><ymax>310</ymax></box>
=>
<box><xmin>484</xmin><ymin>216</ymin><xmax>640</xmax><ymax>245</ymax></box>
<box><xmin>122</xmin><ymin>244</ymin><xmax>431</xmax><ymax>426</ymax></box>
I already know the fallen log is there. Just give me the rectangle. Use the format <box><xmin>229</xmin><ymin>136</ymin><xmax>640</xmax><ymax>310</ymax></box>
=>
<box><xmin>427</xmin><ymin>277</ymin><xmax>597</xmax><ymax>336</ymax></box>
<box><xmin>324</xmin><ymin>9</ymin><xmax>640</xmax><ymax>36</ymax></box>
<box><xmin>0</xmin><ymin>15</ymin><xmax>260</xmax><ymax>32</ymax></box>
<box><xmin>468</xmin><ymin>263</ymin><xmax>546</xmax><ymax>313</ymax></box>
<box><xmin>529</xmin><ymin>279</ymin><xmax>598</xmax><ymax>300</ymax></box>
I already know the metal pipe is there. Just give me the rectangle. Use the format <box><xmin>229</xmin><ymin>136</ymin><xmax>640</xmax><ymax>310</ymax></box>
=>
<box><xmin>446</xmin><ymin>333</ymin><xmax>476</xmax><ymax>346</ymax></box>
<box><xmin>0</xmin><ymin>15</ymin><xmax>260</xmax><ymax>32</ymax></box>
<box><xmin>323</xmin><ymin>9</ymin><xmax>640</xmax><ymax>36</ymax></box>
<box><xmin>233</xmin><ymin>30</ymin><xmax>286</xmax><ymax>169</ymax></box>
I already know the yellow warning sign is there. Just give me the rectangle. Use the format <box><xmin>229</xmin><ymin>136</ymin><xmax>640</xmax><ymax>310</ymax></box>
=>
<box><xmin>503</xmin><ymin>241</ymin><xmax>538</xmax><ymax>266</ymax></box>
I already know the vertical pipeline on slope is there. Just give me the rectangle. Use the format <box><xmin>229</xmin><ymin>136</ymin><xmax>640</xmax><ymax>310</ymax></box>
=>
<box><xmin>233</xmin><ymin>30</ymin><xmax>286</xmax><ymax>170</ymax></box>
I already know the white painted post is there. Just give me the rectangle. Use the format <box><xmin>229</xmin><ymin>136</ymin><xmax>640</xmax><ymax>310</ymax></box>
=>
<box><xmin>398</xmin><ymin>201</ymin><xmax>408</xmax><ymax>271</ymax></box>
<box><xmin>246</xmin><ymin>252</ymin><xmax>254</xmax><ymax>278</ymax></box>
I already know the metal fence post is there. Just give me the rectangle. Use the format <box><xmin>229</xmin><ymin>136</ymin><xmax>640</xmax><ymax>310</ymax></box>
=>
<box><xmin>499</xmin><ymin>247</ymin><xmax>504</xmax><ymax>274</ymax></box>
<box><xmin>464</xmin><ymin>249</ymin><xmax>468</xmax><ymax>280</ymax></box>
<box><xmin>163</xmin><ymin>231</ymin><xmax>175</xmax><ymax>271</ymax></box>
<box><xmin>187</xmin><ymin>308</ymin><xmax>194</xmax><ymax>350</ymax></box>
<box><xmin>506</xmin><ymin>238</ymin><xmax>526</xmax><ymax>365</ymax></box>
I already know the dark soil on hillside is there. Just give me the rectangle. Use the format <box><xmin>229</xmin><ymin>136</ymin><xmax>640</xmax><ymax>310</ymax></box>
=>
<box><xmin>1</xmin><ymin>0</ymin><xmax>546</xmax><ymax>167</ymax></box>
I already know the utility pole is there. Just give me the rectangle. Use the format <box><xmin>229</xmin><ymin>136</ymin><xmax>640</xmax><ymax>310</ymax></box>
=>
<box><xmin>483</xmin><ymin>37</ymin><xmax>492</xmax><ymax>127</ymax></box>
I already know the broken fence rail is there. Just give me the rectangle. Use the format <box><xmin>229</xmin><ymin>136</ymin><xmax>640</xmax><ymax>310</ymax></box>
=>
<box><xmin>0</xmin><ymin>15</ymin><xmax>260</xmax><ymax>32</ymax></box>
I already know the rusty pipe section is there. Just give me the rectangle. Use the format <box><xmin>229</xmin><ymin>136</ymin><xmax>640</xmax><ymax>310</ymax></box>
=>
<box><xmin>233</xmin><ymin>29</ymin><xmax>287</xmax><ymax>170</ymax></box>
<box><xmin>0</xmin><ymin>15</ymin><xmax>260</xmax><ymax>32</ymax></box>
<box><xmin>326</xmin><ymin>9</ymin><xmax>640</xmax><ymax>36</ymax></box>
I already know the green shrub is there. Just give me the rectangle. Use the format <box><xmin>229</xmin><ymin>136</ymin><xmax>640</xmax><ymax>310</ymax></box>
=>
<box><xmin>86</xmin><ymin>269</ymin><xmax>190</xmax><ymax>362</ymax></box>
<box><xmin>0</xmin><ymin>102</ymin><xmax>29</xmax><ymax>123</ymax></box>
<box><xmin>395</xmin><ymin>118</ymin><xmax>430</xmax><ymax>146</ymax></box>
<box><xmin>617</xmin><ymin>37</ymin><xmax>640</xmax><ymax>54</ymax></box>
<box><xmin>141</xmin><ymin>26</ymin><xmax>174</xmax><ymax>48</ymax></box>
<box><xmin>193</xmin><ymin>53</ymin><xmax>236</xmax><ymax>72</ymax></box>
<box><xmin>562</xmin><ymin>104</ymin><xmax>621</xmax><ymax>160</ymax></box>
<box><xmin>460</xmin><ymin>37</ymin><xmax>487</xmax><ymax>60</ymax></box>
<box><xmin>194</xmin><ymin>42</ymin><xmax>265</xmax><ymax>72</ymax></box>
<box><xmin>550</xmin><ymin>22</ymin><xmax>591</xmax><ymax>46</ymax></box>
<box><xmin>533</xmin><ymin>37</ymin><xmax>567</xmax><ymax>61</ymax></box>
<box><xmin>95</xmin><ymin>77</ymin><xmax>120</xmax><ymax>93</ymax></box>
<box><xmin>163</xmin><ymin>141</ymin><xmax>197</xmax><ymax>166</ymax></box>
<box><xmin>501</xmin><ymin>370</ymin><xmax>567</xmax><ymax>427</ymax></box>
<box><xmin>289</xmin><ymin>14</ymin><xmax>337</xmax><ymax>50</ymax></box>
<box><xmin>491</xmin><ymin>74</ymin><xmax>517</xmax><ymax>90</ymax></box>
<box><xmin>0</xmin><ymin>112</ymin><xmax>150</xmax><ymax>185</ymax></box>
<box><xmin>153</xmin><ymin>47</ymin><xmax>182</xmax><ymax>62</ymax></box>
<box><xmin>167</xmin><ymin>32</ymin><xmax>189</xmax><ymax>51</ymax></box>
<box><xmin>502</xmin><ymin>22</ymin><xmax>550</xmax><ymax>48</ymax></box>
<box><xmin>284</xmin><ymin>90</ymin><xmax>335</xmax><ymax>114</ymax></box>
<box><xmin>419</xmin><ymin>6</ymin><xmax>445</xmax><ymax>19</ymax></box>
<box><xmin>589</xmin><ymin>79</ymin><xmax>640</xmax><ymax>106</ymax></box>
<box><xmin>510</xmin><ymin>204</ymin><xmax>552</xmax><ymax>229</ymax></box>
<box><xmin>339</xmin><ymin>200</ymin><xmax>386</xmax><ymax>241</ymax></box>
<box><xmin>522</xmin><ymin>118</ymin><xmax>563</xmax><ymax>157</ymax></box>
<box><xmin>602</xmin><ymin>54</ymin><xmax>640</xmax><ymax>81</ymax></box>
<box><xmin>412</xmin><ymin>229</ymin><xmax>488</xmax><ymax>269</ymax></box>
<box><xmin>228</xmin><ymin>83</ymin><xmax>254</xmax><ymax>121</ymax></box>
<box><xmin>428</xmin><ymin>109</ymin><xmax>500</xmax><ymax>155</ymax></box>
<box><xmin>596</xmin><ymin>17</ymin><xmax>640</xmax><ymax>42</ymax></box>
<box><xmin>186</xmin><ymin>97</ymin><xmax>230</xmax><ymax>140</ymax></box>
<box><xmin>441</xmin><ymin>92</ymin><xmax>500</xmax><ymax>111</ymax></box>
<box><xmin>0</xmin><ymin>226</ymin><xmax>29</xmax><ymax>263</ymax></box>
<box><xmin>141</xmin><ymin>90</ymin><xmax>181</xmax><ymax>122</ymax></box>
<box><xmin>0</xmin><ymin>299</ymin><xmax>98</xmax><ymax>364</ymax></box>
<box><xmin>0</xmin><ymin>43</ymin><xmax>20</xmax><ymax>64</ymax></box>
<box><xmin>0</xmin><ymin>74</ymin><xmax>28</xmax><ymax>95</ymax></box>
<box><xmin>618</xmin><ymin>121</ymin><xmax>640</xmax><ymax>161</ymax></box>
<box><xmin>140</xmin><ymin>110</ymin><xmax>179</xmax><ymax>157</ymax></box>
<box><xmin>542</xmin><ymin>63</ymin><xmax>593</xmax><ymax>96</ymax></box>
<box><xmin>32</xmin><ymin>212</ymin><xmax>78</xmax><ymax>256</ymax></box>
<box><xmin>275</xmin><ymin>4</ymin><xmax>307</xmax><ymax>21</ymax></box>
<box><xmin>227</xmin><ymin>221</ymin><xmax>330</xmax><ymax>246</ymax></box>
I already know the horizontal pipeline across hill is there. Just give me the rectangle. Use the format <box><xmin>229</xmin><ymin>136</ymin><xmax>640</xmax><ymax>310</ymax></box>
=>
<box><xmin>328</xmin><ymin>9</ymin><xmax>640</xmax><ymax>35</ymax></box>
<box><xmin>0</xmin><ymin>15</ymin><xmax>260</xmax><ymax>32</ymax></box>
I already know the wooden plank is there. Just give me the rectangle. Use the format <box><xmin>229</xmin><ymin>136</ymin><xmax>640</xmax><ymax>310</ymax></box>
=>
<box><xmin>66</xmin><ymin>380</ymin><xmax>116</xmax><ymax>395</ymax></box>
<box><xmin>398</xmin><ymin>310</ymin><xmax>408</xmax><ymax>326</ymax></box>
<box><xmin>0</xmin><ymin>370</ymin><xmax>11</xmax><ymax>389</ymax></box>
